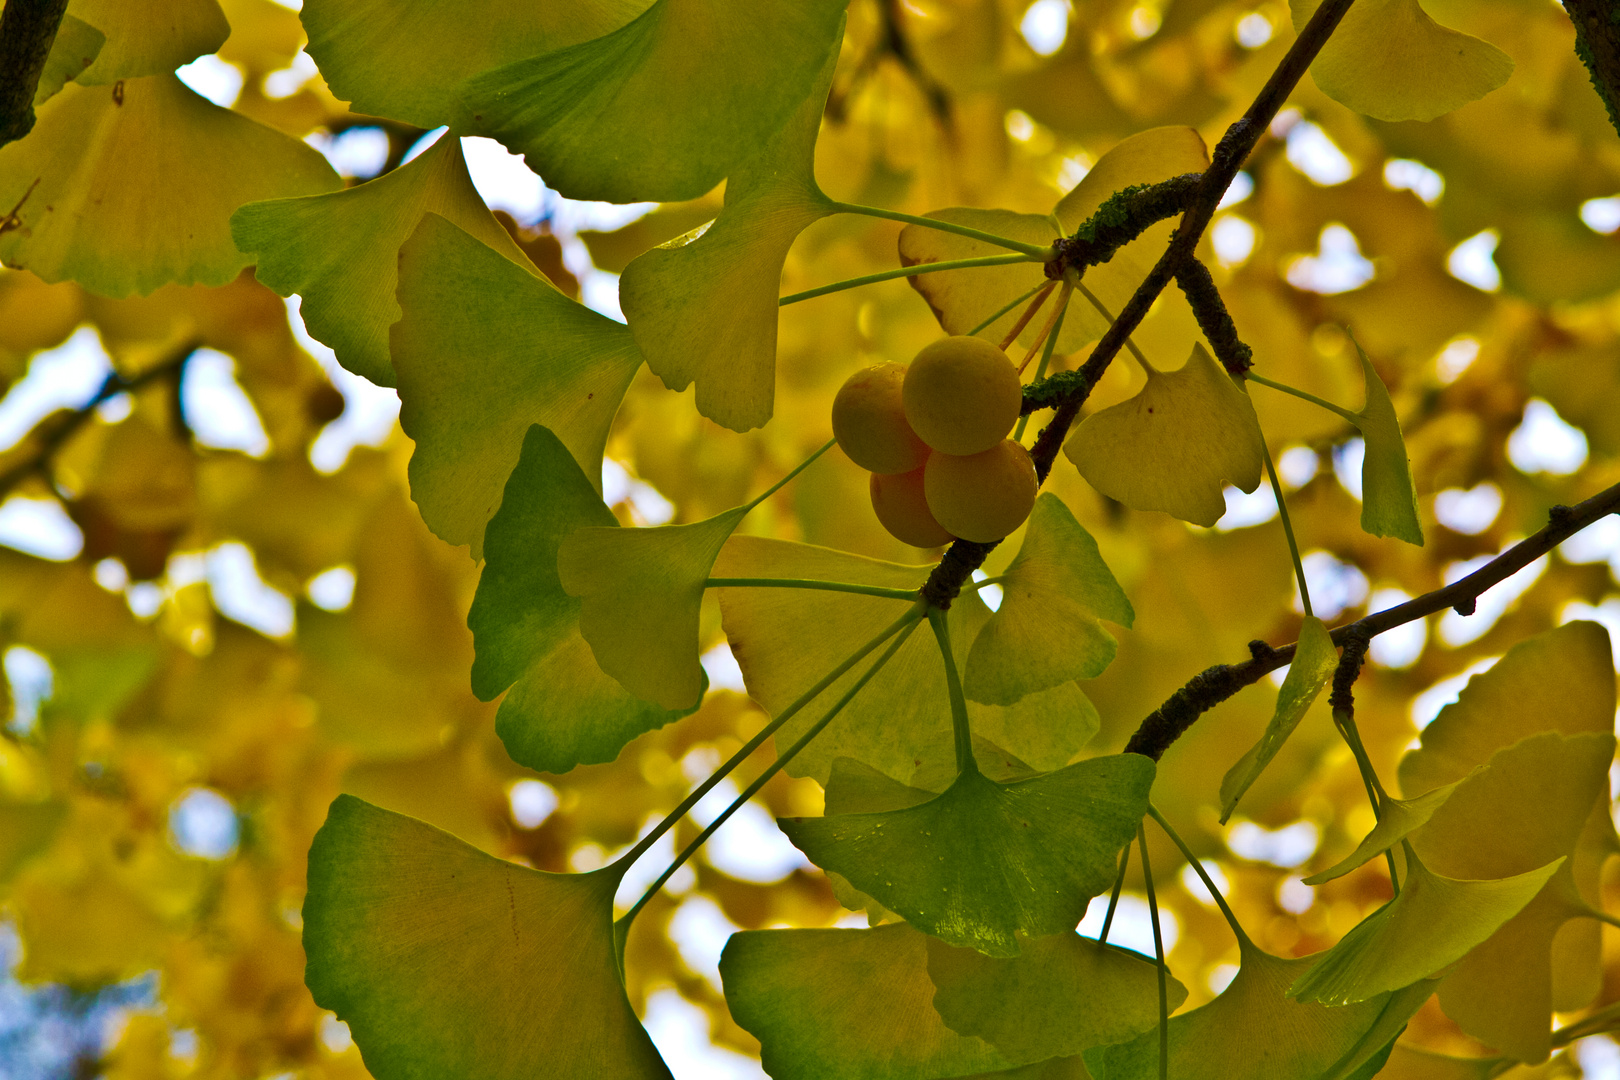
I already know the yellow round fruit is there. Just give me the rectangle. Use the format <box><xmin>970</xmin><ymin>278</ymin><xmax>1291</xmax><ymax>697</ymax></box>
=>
<box><xmin>871</xmin><ymin>467</ymin><xmax>954</xmax><ymax>548</ymax></box>
<box><xmin>923</xmin><ymin>440</ymin><xmax>1037</xmax><ymax>542</ymax></box>
<box><xmin>832</xmin><ymin>363</ymin><xmax>931</xmax><ymax>475</ymax></box>
<box><xmin>902</xmin><ymin>336</ymin><xmax>1023</xmax><ymax>456</ymax></box>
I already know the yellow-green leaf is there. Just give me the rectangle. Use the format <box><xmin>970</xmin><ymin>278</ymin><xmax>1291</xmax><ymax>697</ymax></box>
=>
<box><xmin>303</xmin><ymin>795</ymin><xmax>672</xmax><ymax>1080</ymax></box>
<box><xmin>392</xmin><ymin>213</ymin><xmax>643</xmax><ymax>558</ymax></box>
<box><xmin>619</xmin><ymin>43</ymin><xmax>836</xmax><ymax>432</ymax></box>
<box><xmin>1291</xmin><ymin>0</ymin><xmax>1514</xmax><ymax>123</ymax></box>
<box><xmin>457</xmin><ymin>0</ymin><xmax>848</xmax><ymax>203</ymax></box>
<box><xmin>1350</xmin><ymin>344</ymin><xmax>1423</xmax><ymax>545</ymax></box>
<box><xmin>1220</xmin><ymin>615</ymin><xmax>1337</xmax><ymax>822</ymax></box>
<box><xmin>0</xmin><ymin>75</ymin><xmax>339</xmax><ymax>297</ymax></box>
<box><xmin>1303</xmin><ymin>780</ymin><xmax>1460</xmax><ymax>886</ymax></box>
<box><xmin>1066</xmin><ymin>343</ymin><xmax>1265</xmax><ymax>527</ymax></box>
<box><xmin>68</xmin><ymin>0</ymin><xmax>228</xmax><ymax>83</ymax></box>
<box><xmin>964</xmin><ymin>493</ymin><xmax>1132</xmax><ymax>706</ymax></box>
<box><xmin>233</xmin><ymin>134</ymin><xmax>533</xmax><ymax>387</ymax></box>
<box><xmin>32</xmin><ymin>16</ymin><xmax>104</xmax><ymax>107</ymax></box>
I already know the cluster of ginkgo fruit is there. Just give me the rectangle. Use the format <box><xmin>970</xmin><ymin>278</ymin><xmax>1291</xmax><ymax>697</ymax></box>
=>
<box><xmin>834</xmin><ymin>335</ymin><xmax>1038</xmax><ymax>546</ymax></box>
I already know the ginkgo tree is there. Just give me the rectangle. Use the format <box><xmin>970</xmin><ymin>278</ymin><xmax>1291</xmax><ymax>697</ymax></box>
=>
<box><xmin>0</xmin><ymin>0</ymin><xmax>1619</xmax><ymax>1077</ymax></box>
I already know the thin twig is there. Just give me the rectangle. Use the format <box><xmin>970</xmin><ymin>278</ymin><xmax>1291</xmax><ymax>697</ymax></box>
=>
<box><xmin>0</xmin><ymin>0</ymin><xmax>69</xmax><ymax>148</ymax></box>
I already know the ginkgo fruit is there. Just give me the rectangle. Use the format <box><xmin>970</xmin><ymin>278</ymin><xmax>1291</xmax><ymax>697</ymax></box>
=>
<box><xmin>902</xmin><ymin>336</ymin><xmax>1023</xmax><ymax>456</ymax></box>
<box><xmin>870</xmin><ymin>467</ymin><xmax>955</xmax><ymax>548</ymax></box>
<box><xmin>832</xmin><ymin>362</ymin><xmax>932</xmax><ymax>474</ymax></box>
<box><xmin>923</xmin><ymin>440</ymin><xmax>1038</xmax><ymax>543</ymax></box>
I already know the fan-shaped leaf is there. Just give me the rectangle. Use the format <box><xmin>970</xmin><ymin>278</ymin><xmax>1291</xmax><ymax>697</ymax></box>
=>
<box><xmin>780</xmin><ymin>754</ymin><xmax>1154</xmax><ymax>956</ymax></box>
<box><xmin>68</xmin><ymin>0</ymin><xmax>228</xmax><ymax>83</ymax></box>
<box><xmin>392</xmin><ymin>213</ymin><xmax>643</xmax><ymax>558</ymax></box>
<box><xmin>32</xmin><ymin>17</ymin><xmax>104</xmax><ymax>107</ymax></box>
<box><xmin>303</xmin><ymin>795</ymin><xmax>672</xmax><ymax>1080</ymax></box>
<box><xmin>964</xmin><ymin>493</ymin><xmax>1132</xmax><ymax>706</ymax></box>
<box><xmin>1303</xmin><ymin>781</ymin><xmax>1460</xmax><ymax>886</ymax></box>
<box><xmin>457</xmin><ymin>0</ymin><xmax>848</xmax><ymax>203</ymax></box>
<box><xmin>1350</xmin><ymin>345</ymin><xmax>1423</xmax><ymax>545</ymax></box>
<box><xmin>470</xmin><ymin>426</ymin><xmax>695</xmax><ymax>774</ymax></box>
<box><xmin>620</xmin><ymin>43</ymin><xmax>836</xmax><ymax>431</ymax></box>
<box><xmin>233</xmin><ymin>134</ymin><xmax>532</xmax><ymax>387</ymax></box>
<box><xmin>1291</xmin><ymin>0</ymin><xmax>1513</xmax><ymax>123</ymax></box>
<box><xmin>0</xmin><ymin>75</ymin><xmax>338</xmax><ymax>297</ymax></box>
<box><xmin>1220</xmin><ymin>615</ymin><xmax>1337</xmax><ymax>822</ymax></box>
<box><xmin>1066</xmin><ymin>343</ymin><xmax>1265</xmax><ymax>527</ymax></box>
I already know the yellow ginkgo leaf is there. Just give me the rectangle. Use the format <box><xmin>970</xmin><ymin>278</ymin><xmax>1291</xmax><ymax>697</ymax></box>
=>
<box><xmin>68</xmin><ymin>0</ymin><xmax>229</xmax><ymax>83</ymax></box>
<box><xmin>1291</xmin><ymin>0</ymin><xmax>1514</xmax><ymax>123</ymax></box>
<box><xmin>1065</xmin><ymin>343</ymin><xmax>1265</xmax><ymax>527</ymax></box>
<box><xmin>1350</xmin><ymin>344</ymin><xmax>1423</xmax><ymax>545</ymax></box>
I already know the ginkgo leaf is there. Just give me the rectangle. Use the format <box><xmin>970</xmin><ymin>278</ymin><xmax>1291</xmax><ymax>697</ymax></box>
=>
<box><xmin>1287</xmin><ymin>850</ymin><xmax>1562</xmax><ymax>1007</ymax></box>
<box><xmin>716</xmin><ymin>537</ymin><xmax>1099</xmax><ymax>780</ymax></box>
<box><xmin>391</xmin><ymin>213</ymin><xmax>643</xmax><ymax>558</ymax></box>
<box><xmin>779</xmin><ymin>754</ymin><xmax>1155</xmax><ymax>956</ymax></box>
<box><xmin>1220</xmin><ymin>615</ymin><xmax>1337</xmax><ymax>822</ymax></box>
<box><xmin>1400</xmin><ymin>622</ymin><xmax>1617</xmax><ymax>796</ymax></box>
<box><xmin>1066</xmin><ymin>344</ymin><xmax>1266</xmax><ymax>527</ymax></box>
<box><xmin>0</xmin><ymin>75</ymin><xmax>339</xmax><ymax>298</ymax></box>
<box><xmin>68</xmin><ymin>0</ymin><xmax>228</xmax><ymax>83</ymax></box>
<box><xmin>33</xmin><ymin>17</ymin><xmax>104</xmax><ymax>107</ymax></box>
<box><xmin>1290</xmin><ymin>0</ymin><xmax>1514</xmax><ymax>123</ymax></box>
<box><xmin>470</xmin><ymin>426</ymin><xmax>696</xmax><ymax>774</ymax></box>
<box><xmin>299</xmin><ymin>0</ymin><xmax>652</xmax><ymax>129</ymax></box>
<box><xmin>303</xmin><ymin>795</ymin><xmax>672</xmax><ymax>1080</ymax></box>
<box><xmin>901</xmin><ymin>126</ymin><xmax>1208</xmax><ymax>354</ymax></box>
<box><xmin>558</xmin><ymin>508</ymin><xmax>746</xmax><ymax>712</ymax></box>
<box><xmin>720</xmin><ymin>923</ymin><xmax>1020</xmax><ymax>1080</ymax></box>
<box><xmin>1086</xmin><ymin>942</ymin><xmax>1434</xmax><ymax>1080</ymax></box>
<box><xmin>1374</xmin><ymin>1046</ymin><xmax>1502</xmax><ymax>1080</ymax></box>
<box><xmin>233</xmin><ymin>134</ymin><xmax>534</xmax><ymax>387</ymax></box>
<box><xmin>619</xmin><ymin>43</ymin><xmax>836</xmax><ymax>432</ymax></box>
<box><xmin>964</xmin><ymin>493</ymin><xmax>1133</xmax><ymax>706</ymax></box>
<box><xmin>926</xmin><ymin>932</ymin><xmax>1180</xmax><ymax>1062</ymax></box>
<box><xmin>457</xmin><ymin>0</ymin><xmax>848</xmax><ymax>203</ymax></box>
<box><xmin>1303</xmin><ymin>780</ymin><xmax>1460</xmax><ymax>885</ymax></box>
<box><xmin>1350</xmin><ymin>344</ymin><xmax>1423</xmax><ymax>545</ymax></box>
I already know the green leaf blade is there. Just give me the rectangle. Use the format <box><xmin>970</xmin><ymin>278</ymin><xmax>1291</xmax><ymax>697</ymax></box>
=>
<box><xmin>1350</xmin><ymin>345</ymin><xmax>1423</xmax><ymax>545</ymax></box>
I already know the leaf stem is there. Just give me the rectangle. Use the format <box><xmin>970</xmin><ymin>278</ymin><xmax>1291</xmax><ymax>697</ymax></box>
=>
<box><xmin>1098</xmin><ymin>842</ymin><xmax>1132</xmax><ymax>947</ymax></box>
<box><xmin>705</xmin><ymin>578</ymin><xmax>920</xmax><ymax>601</ymax></box>
<box><xmin>968</xmin><ymin>282</ymin><xmax>1046</xmax><ymax>337</ymax></box>
<box><xmin>1076</xmin><ymin>281</ymin><xmax>1157</xmax><ymax>376</ymax></box>
<box><xmin>928</xmin><ymin>607</ymin><xmax>977</xmax><ymax>777</ymax></box>
<box><xmin>1261</xmin><ymin>439</ymin><xmax>1312</xmax><ymax>619</ymax></box>
<box><xmin>779</xmin><ymin>253</ymin><xmax>1041</xmax><ymax>306</ymax></box>
<box><xmin>743</xmin><ymin>438</ymin><xmax>835</xmax><ymax>512</ymax></box>
<box><xmin>1147</xmin><ymin>804</ymin><xmax>1255</xmax><ymax>951</ymax></box>
<box><xmin>829</xmin><ymin>201</ymin><xmax>1056</xmax><ymax>258</ymax></box>
<box><xmin>1017</xmin><ymin>280</ymin><xmax>1073</xmax><ymax>375</ymax></box>
<box><xmin>620</xmin><ymin>615</ymin><xmax>924</xmax><ymax>925</ymax></box>
<box><xmin>617</xmin><ymin>603</ymin><xmax>923</xmax><ymax>869</ymax></box>
<box><xmin>1139</xmin><ymin>823</ymin><xmax>1170</xmax><ymax>1080</ymax></box>
<box><xmin>1245</xmin><ymin>372</ymin><xmax>1359</xmax><ymax>425</ymax></box>
<box><xmin>998</xmin><ymin>281</ymin><xmax>1058</xmax><ymax>350</ymax></box>
<box><xmin>1013</xmin><ymin>295</ymin><xmax>1069</xmax><ymax>441</ymax></box>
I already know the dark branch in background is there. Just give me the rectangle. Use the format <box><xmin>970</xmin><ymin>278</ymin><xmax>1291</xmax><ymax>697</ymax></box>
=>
<box><xmin>1123</xmin><ymin>480</ymin><xmax>1620</xmax><ymax>760</ymax></box>
<box><xmin>1326</xmin><ymin>631</ymin><xmax>1369</xmax><ymax>717</ymax></box>
<box><xmin>827</xmin><ymin>0</ymin><xmax>953</xmax><ymax>127</ymax></box>
<box><xmin>1564</xmin><ymin>0</ymin><xmax>1620</xmax><ymax>136</ymax></box>
<box><xmin>0</xmin><ymin>0</ymin><xmax>69</xmax><ymax>147</ymax></box>
<box><xmin>925</xmin><ymin>0</ymin><xmax>1359</xmax><ymax>600</ymax></box>
<box><xmin>1176</xmin><ymin>258</ymin><xmax>1252</xmax><ymax>375</ymax></box>
<box><xmin>0</xmin><ymin>341</ymin><xmax>199</xmax><ymax>498</ymax></box>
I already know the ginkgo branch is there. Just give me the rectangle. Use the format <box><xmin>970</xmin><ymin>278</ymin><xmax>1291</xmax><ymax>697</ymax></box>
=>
<box><xmin>1176</xmin><ymin>258</ymin><xmax>1252</xmax><ymax>375</ymax></box>
<box><xmin>830</xmin><ymin>201</ymin><xmax>1056</xmax><ymax>259</ymax></box>
<box><xmin>0</xmin><ymin>0</ymin><xmax>68</xmax><ymax>147</ymax></box>
<box><xmin>1124</xmin><ymin>479</ymin><xmax>1620</xmax><ymax>761</ymax></box>
<box><xmin>779</xmin><ymin>252</ymin><xmax>1041</xmax><ymax>306</ymax></box>
<box><xmin>1045</xmin><ymin>174</ymin><xmax>1204</xmax><ymax>280</ymax></box>
<box><xmin>1565</xmin><ymin>0</ymin><xmax>1620</xmax><ymax>136</ymax></box>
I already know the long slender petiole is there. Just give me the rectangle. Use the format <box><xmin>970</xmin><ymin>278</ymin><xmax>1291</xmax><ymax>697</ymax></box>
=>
<box><xmin>1245</xmin><ymin>372</ymin><xmax>1359</xmax><ymax>424</ymax></box>
<box><xmin>1148</xmin><ymin>804</ymin><xmax>1254</xmax><ymax>951</ymax></box>
<box><xmin>1331</xmin><ymin>708</ymin><xmax>1401</xmax><ymax>893</ymax></box>
<box><xmin>779</xmin><ymin>253</ymin><xmax>1041</xmax><ymax>306</ymax></box>
<box><xmin>968</xmin><ymin>283</ymin><xmax>1047</xmax><ymax>337</ymax></box>
<box><xmin>1139</xmin><ymin>824</ymin><xmax>1170</xmax><ymax>1080</ymax></box>
<box><xmin>620</xmin><ymin>615</ymin><xmax>925</xmax><ymax>924</ymax></box>
<box><xmin>705</xmin><ymin>578</ymin><xmax>920</xmax><ymax>601</ymax></box>
<box><xmin>998</xmin><ymin>281</ymin><xmax>1059</xmax><ymax>350</ymax></box>
<box><xmin>743</xmin><ymin>438</ymin><xmax>835</xmax><ymax>512</ymax></box>
<box><xmin>1261</xmin><ymin>437</ymin><xmax>1312</xmax><ymax>619</ymax></box>
<box><xmin>1013</xmin><ymin>294</ymin><xmax>1069</xmax><ymax>441</ymax></box>
<box><xmin>928</xmin><ymin>607</ymin><xmax>977</xmax><ymax>776</ymax></box>
<box><xmin>1076</xmin><ymin>281</ymin><xmax>1157</xmax><ymax>376</ymax></box>
<box><xmin>829</xmin><ymin>201</ymin><xmax>1056</xmax><ymax>259</ymax></box>
<box><xmin>1098</xmin><ymin>842</ymin><xmax>1132</xmax><ymax>947</ymax></box>
<box><xmin>1017</xmin><ymin>280</ymin><xmax>1073</xmax><ymax>374</ymax></box>
<box><xmin>618</xmin><ymin>603</ymin><xmax>923</xmax><ymax>868</ymax></box>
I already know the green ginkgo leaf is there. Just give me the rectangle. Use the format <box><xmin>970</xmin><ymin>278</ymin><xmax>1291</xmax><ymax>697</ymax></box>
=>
<box><xmin>963</xmin><ymin>493</ymin><xmax>1133</xmax><ymax>707</ymax></box>
<box><xmin>716</xmin><ymin>537</ymin><xmax>1099</xmax><ymax>779</ymax></box>
<box><xmin>32</xmin><ymin>17</ymin><xmax>104</xmax><ymax>107</ymax></box>
<box><xmin>470</xmin><ymin>426</ymin><xmax>696</xmax><ymax>774</ymax></box>
<box><xmin>1349</xmin><ymin>344</ymin><xmax>1423</xmax><ymax>545</ymax></box>
<box><xmin>779</xmin><ymin>754</ymin><xmax>1155</xmax><ymax>957</ymax></box>
<box><xmin>1303</xmin><ymin>781</ymin><xmax>1461</xmax><ymax>886</ymax></box>
<box><xmin>457</xmin><ymin>0</ymin><xmax>848</xmax><ymax>203</ymax></box>
<box><xmin>927</xmin><ymin>932</ymin><xmax>1180</xmax><ymax>1062</ymax></box>
<box><xmin>1400</xmin><ymin>622</ymin><xmax>1617</xmax><ymax>796</ymax></box>
<box><xmin>299</xmin><ymin>0</ymin><xmax>652</xmax><ymax>129</ymax></box>
<box><xmin>1290</xmin><ymin>0</ymin><xmax>1513</xmax><ymax>123</ymax></box>
<box><xmin>1287</xmin><ymin>849</ymin><xmax>1562</xmax><ymax>1007</ymax></box>
<box><xmin>1086</xmin><ymin>942</ymin><xmax>1434</xmax><ymax>1080</ymax></box>
<box><xmin>392</xmin><ymin>213</ymin><xmax>643</xmax><ymax>558</ymax></box>
<box><xmin>303</xmin><ymin>795</ymin><xmax>672</xmax><ymax>1080</ymax></box>
<box><xmin>719</xmin><ymin>923</ymin><xmax>1021</xmax><ymax>1080</ymax></box>
<box><xmin>900</xmin><ymin>126</ymin><xmax>1209</xmax><ymax>354</ymax></box>
<box><xmin>67</xmin><ymin>0</ymin><xmax>228</xmax><ymax>83</ymax></box>
<box><xmin>1066</xmin><ymin>344</ymin><xmax>1266</xmax><ymax>527</ymax></box>
<box><xmin>558</xmin><ymin>508</ymin><xmax>745</xmax><ymax>712</ymax></box>
<box><xmin>1219</xmin><ymin>615</ymin><xmax>1337</xmax><ymax>822</ymax></box>
<box><xmin>619</xmin><ymin>41</ymin><xmax>836</xmax><ymax>432</ymax></box>
<box><xmin>233</xmin><ymin>134</ymin><xmax>534</xmax><ymax>387</ymax></box>
<box><xmin>1374</xmin><ymin>1046</ymin><xmax>1503</xmax><ymax>1080</ymax></box>
<box><xmin>0</xmin><ymin>75</ymin><xmax>339</xmax><ymax>298</ymax></box>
